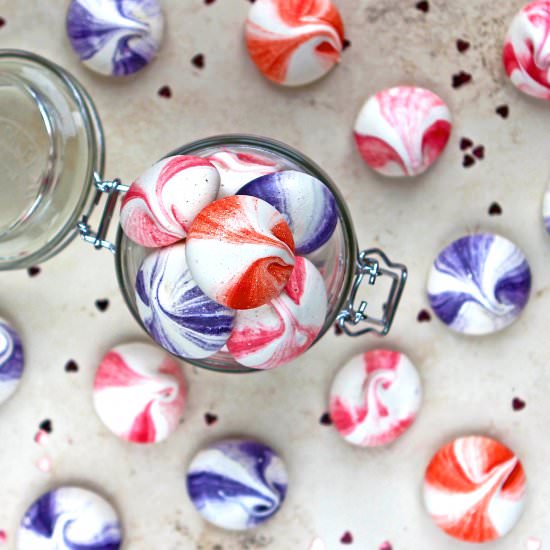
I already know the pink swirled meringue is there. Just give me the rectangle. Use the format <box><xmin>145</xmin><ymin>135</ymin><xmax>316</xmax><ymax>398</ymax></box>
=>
<box><xmin>93</xmin><ymin>342</ymin><xmax>186</xmax><ymax>444</ymax></box>
<box><xmin>245</xmin><ymin>0</ymin><xmax>345</xmax><ymax>86</ymax></box>
<box><xmin>227</xmin><ymin>256</ymin><xmax>327</xmax><ymax>369</ymax></box>
<box><xmin>208</xmin><ymin>150</ymin><xmax>282</xmax><ymax>198</ymax></box>
<box><xmin>353</xmin><ymin>86</ymin><xmax>452</xmax><ymax>177</ymax></box>
<box><xmin>503</xmin><ymin>0</ymin><xmax>550</xmax><ymax>100</ymax></box>
<box><xmin>329</xmin><ymin>349</ymin><xmax>422</xmax><ymax>447</ymax></box>
<box><xmin>120</xmin><ymin>155</ymin><xmax>220</xmax><ymax>247</ymax></box>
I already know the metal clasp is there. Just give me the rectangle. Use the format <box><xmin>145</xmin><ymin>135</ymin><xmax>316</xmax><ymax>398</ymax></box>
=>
<box><xmin>336</xmin><ymin>248</ymin><xmax>408</xmax><ymax>337</ymax></box>
<box><xmin>78</xmin><ymin>173</ymin><xmax>129</xmax><ymax>253</ymax></box>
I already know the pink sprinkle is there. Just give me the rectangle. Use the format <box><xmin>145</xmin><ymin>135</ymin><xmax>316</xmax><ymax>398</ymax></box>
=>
<box><xmin>340</xmin><ymin>531</ymin><xmax>353</xmax><ymax>544</ymax></box>
<box><xmin>0</xmin><ymin>531</ymin><xmax>6</xmax><ymax>544</ymax></box>
<box><xmin>527</xmin><ymin>537</ymin><xmax>542</xmax><ymax>550</ymax></box>
<box><xmin>34</xmin><ymin>429</ymin><xmax>49</xmax><ymax>446</ymax></box>
<box><xmin>309</xmin><ymin>538</ymin><xmax>326</xmax><ymax>550</ymax></box>
<box><xmin>36</xmin><ymin>456</ymin><xmax>52</xmax><ymax>473</ymax></box>
<box><xmin>379</xmin><ymin>543</ymin><xmax>393</xmax><ymax>550</ymax></box>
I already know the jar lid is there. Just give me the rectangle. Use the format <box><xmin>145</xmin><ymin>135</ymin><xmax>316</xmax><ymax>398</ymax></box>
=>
<box><xmin>0</xmin><ymin>50</ymin><xmax>104</xmax><ymax>270</ymax></box>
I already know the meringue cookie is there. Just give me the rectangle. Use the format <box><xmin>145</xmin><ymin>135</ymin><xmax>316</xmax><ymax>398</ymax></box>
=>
<box><xmin>208</xmin><ymin>150</ymin><xmax>282</xmax><ymax>198</ymax></box>
<box><xmin>329</xmin><ymin>349</ymin><xmax>422</xmax><ymax>447</ymax></box>
<box><xmin>238</xmin><ymin>170</ymin><xmax>338</xmax><ymax>255</ymax></box>
<box><xmin>187</xmin><ymin>438</ymin><xmax>288</xmax><ymax>531</ymax></box>
<box><xmin>427</xmin><ymin>233</ymin><xmax>532</xmax><ymax>335</ymax></box>
<box><xmin>186</xmin><ymin>196</ymin><xmax>296</xmax><ymax>310</ymax></box>
<box><xmin>0</xmin><ymin>318</ymin><xmax>24</xmax><ymax>406</ymax></box>
<box><xmin>245</xmin><ymin>0</ymin><xmax>345</xmax><ymax>86</ymax></box>
<box><xmin>93</xmin><ymin>342</ymin><xmax>186</xmax><ymax>444</ymax></box>
<box><xmin>503</xmin><ymin>0</ymin><xmax>550</xmax><ymax>100</ymax></box>
<box><xmin>423</xmin><ymin>436</ymin><xmax>527</xmax><ymax>543</ymax></box>
<box><xmin>66</xmin><ymin>0</ymin><xmax>164</xmax><ymax>76</ymax></box>
<box><xmin>120</xmin><ymin>155</ymin><xmax>220</xmax><ymax>248</ymax></box>
<box><xmin>354</xmin><ymin>86</ymin><xmax>452</xmax><ymax>177</ymax></box>
<box><xmin>18</xmin><ymin>486</ymin><xmax>123</xmax><ymax>549</ymax></box>
<box><xmin>136</xmin><ymin>242</ymin><xmax>235</xmax><ymax>359</ymax></box>
<box><xmin>227</xmin><ymin>256</ymin><xmax>327</xmax><ymax>369</ymax></box>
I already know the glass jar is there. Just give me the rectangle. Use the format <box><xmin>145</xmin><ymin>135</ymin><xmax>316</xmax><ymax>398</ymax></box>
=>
<box><xmin>0</xmin><ymin>50</ymin><xmax>104</xmax><ymax>268</ymax></box>
<box><xmin>0</xmin><ymin>50</ymin><xmax>407</xmax><ymax>373</ymax></box>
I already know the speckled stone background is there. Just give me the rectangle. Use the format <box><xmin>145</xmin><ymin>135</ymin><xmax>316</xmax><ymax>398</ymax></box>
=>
<box><xmin>1</xmin><ymin>0</ymin><xmax>550</xmax><ymax>548</ymax></box>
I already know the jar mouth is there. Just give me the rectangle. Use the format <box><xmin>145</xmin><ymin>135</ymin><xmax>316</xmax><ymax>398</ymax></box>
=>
<box><xmin>115</xmin><ymin>134</ymin><xmax>358</xmax><ymax>373</ymax></box>
<box><xmin>0</xmin><ymin>50</ymin><xmax>104</xmax><ymax>270</ymax></box>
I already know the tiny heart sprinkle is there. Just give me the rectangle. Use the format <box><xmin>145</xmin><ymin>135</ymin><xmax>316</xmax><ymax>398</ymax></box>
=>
<box><xmin>27</xmin><ymin>266</ymin><xmax>41</xmax><ymax>277</ymax></box>
<box><xmin>417</xmin><ymin>309</ymin><xmax>431</xmax><ymax>322</ymax></box>
<box><xmin>39</xmin><ymin>419</ymin><xmax>53</xmax><ymax>434</ymax></box>
<box><xmin>460</xmin><ymin>137</ymin><xmax>473</xmax><ymax>150</ymax></box>
<box><xmin>415</xmin><ymin>1</ymin><xmax>429</xmax><ymax>12</ymax></box>
<box><xmin>319</xmin><ymin>412</ymin><xmax>333</xmax><ymax>426</ymax></box>
<box><xmin>0</xmin><ymin>18</ymin><xmax>5</xmax><ymax>28</ymax></box>
<box><xmin>95</xmin><ymin>299</ymin><xmax>109</xmax><ymax>312</ymax></box>
<box><xmin>158</xmin><ymin>85</ymin><xmax>172</xmax><ymax>98</ymax></box>
<box><xmin>343</xmin><ymin>39</ymin><xmax>351</xmax><ymax>50</ymax></box>
<box><xmin>488</xmin><ymin>202</ymin><xmax>502</xmax><ymax>216</ymax></box>
<box><xmin>65</xmin><ymin>360</ymin><xmax>79</xmax><ymax>373</ymax></box>
<box><xmin>340</xmin><ymin>532</ymin><xmax>353</xmax><ymax>544</ymax></box>
<box><xmin>456</xmin><ymin>39</ymin><xmax>470</xmax><ymax>53</ymax></box>
<box><xmin>204</xmin><ymin>413</ymin><xmax>218</xmax><ymax>425</ymax></box>
<box><xmin>496</xmin><ymin>105</ymin><xmax>509</xmax><ymax>118</ymax></box>
<box><xmin>379</xmin><ymin>543</ymin><xmax>393</xmax><ymax>550</ymax></box>
<box><xmin>452</xmin><ymin>71</ymin><xmax>472</xmax><ymax>88</ymax></box>
<box><xmin>192</xmin><ymin>54</ymin><xmax>205</xmax><ymax>69</ymax></box>
<box><xmin>512</xmin><ymin>397</ymin><xmax>526</xmax><ymax>411</ymax></box>
<box><xmin>463</xmin><ymin>154</ymin><xmax>475</xmax><ymax>168</ymax></box>
<box><xmin>472</xmin><ymin>145</ymin><xmax>485</xmax><ymax>160</ymax></box>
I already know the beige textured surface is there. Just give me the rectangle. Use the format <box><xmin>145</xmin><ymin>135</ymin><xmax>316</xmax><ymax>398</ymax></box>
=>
<box><xmin>1</xmin><ymin>0</ymin><xmax>550</xmax><ymax>548</ymax></box>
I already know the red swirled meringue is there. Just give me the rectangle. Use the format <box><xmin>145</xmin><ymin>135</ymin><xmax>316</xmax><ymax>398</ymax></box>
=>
<box><xmin>245</xmin><ymin>0</ymin><xmax>345</xmax><ymax>86</ymax></box>
<box><xmin>423</xmin><ymin>436</ymin><xmax>527</xmax><ymax>543</ymax></box>
<box><xmin>186</xmin><ymin>196</ymin><xmax>295</xmax><ymax>310</ymax></box>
